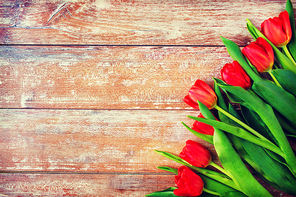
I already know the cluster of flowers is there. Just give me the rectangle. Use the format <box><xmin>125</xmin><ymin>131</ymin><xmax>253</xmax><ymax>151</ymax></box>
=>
<box><xmin>147</xmin><ymin>0</ymin><xmax>296</xmax><ymax>197</ymax></box>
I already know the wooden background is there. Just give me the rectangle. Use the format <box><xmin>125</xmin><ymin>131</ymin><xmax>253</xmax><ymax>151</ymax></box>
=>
<box><xmin>0</xmin><ymin>0</ymin><xmax>295</xmax><ymax>196</ymax></box>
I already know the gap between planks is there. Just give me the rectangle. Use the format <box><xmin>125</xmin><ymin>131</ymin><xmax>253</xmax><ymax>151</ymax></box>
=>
<box><xmin>0</xmin><ymin>171</ymin><xmax>174</xmax><ymax>175</ymax></box>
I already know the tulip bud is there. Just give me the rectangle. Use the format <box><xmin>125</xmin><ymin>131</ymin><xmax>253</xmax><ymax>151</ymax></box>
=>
<box><xmin>179</xmin><ymin>140</ymin><xmax>212</xmax><ymax>168</ymax></box>
<box><xmin>261</xmin><ymin>11</ymin><xmax>292</xmax><ymax>48</ymax></box>
<box><xmin>221</xmin><ymin>61</ymin><xmax>252</xmax><ymax>89</ymax></box>
<box><xmin>174</xmin><ymin>166</ymin><xmax>204</xmax><ymax>196</ymax></box>
<box><xmin>192</xmin><ymin>113</ymin><xmax>217</xmax><ymax>135</ymax></box>
<box><xmin>242</xmin><ymin>37</ymin><xmax>274</xmax><ymax>73</ymax></box>
<box><xmin>184</xmin><ymin>80</ymin><xmax>217</xmax><ymax>109</ymax></box>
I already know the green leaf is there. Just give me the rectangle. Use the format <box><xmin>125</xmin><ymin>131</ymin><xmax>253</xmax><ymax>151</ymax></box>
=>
<box><xmin>252</xmin><ymin>80</ymin><xmax>296</xmax><ymax>125</ymax></box>
<box><xmin>241</xmin><ymin>105</ymin><xmax>278</xmax><ymax>144</ymax></box>
<box><xmin>271</xmin><ymin>69</ymin><xmax>296</xmax><ymax>97</ymax></box>
<box><xmin>246</xmin><ymin>19</ymin><xmax>296</xmax><ymax>74</ymax></box>
<box><xmin>227</xmin><ymin>104</ymin><xmax>266</xmax><ymax>175</ymax></box>
<box><xmin>274</xmin><ymin>110</ymin><xmax>296</xmax><ymax>135</ymax></box>
<box><xmin>200</xmin><ymin>174</ymin><xmax>247</xmax><ymax>197</ymax></box>
<box><xmin>241</xmin><ymin>141</ymin><xmax>296</xmax><ymax>195</ymax></box>
<box><xmin>155</xmin><ymin>150</ymin><xmax>187</xmax><ymax>165</ymax></box>
<box><xmin>181</xmin><ymin>122</ymin><xmax>213</xmax><ymax>144</ymax></box>
<box><xmin>212</xmin><ymin>119</ymin><xmax>273</xmax><ymax>197</ymax></box>
<box><xmin>215</xmin><ymin>78</ymin><xmax>296</xmax><ymax>175</ymax></box>
<box><xmin>194</xmin><ymin>102</ymin><xmax>273</xmax><ymax>196</ymax></box>
<box><xmin>286</xmin><ymin>0</ymin><xmax>296</xmax><ymax>61</ymax></box>
<box><xmin>188</xmin><ymin>116</ymin><xmax>282</xmax><ymax>156</ymax></box>
<box><xmin>227</xmin><ymin>105</ymin><xmax>296</xmax><ymax>195</ymax></box>
<box><xmin>214</xmin><ymin>81</ymin><xmax>230</xmax><ymax>123</ymax></box>
<box><xmin>146</xmin><ymin>187</ymin><xmax>178</xmax><ymax>197</ymax></box>
<box><xmin>287</xmin><ymin>134</ymin><xmax>296</xmax><ymax>137</ymax></box>
<box><xmin>213</xmin><ymin>79</ymin><xmax>249</xmax><ymax>107</ymax></box>
<box><xmin>246</xmin><ymin>22</ymin><xmax>258</xmax><ymax>40</ymax></box>
<box><xmin>157</xmin><ymin>166</ymin><xmax>178</xmax><ymax>174</ymax></box>
<box><xmin>220</xmin><ymin>191</ymin><xmax>250</xmax><ymax>197</ymax></box>
<box><xmin>230</xmin><ymin>121</ymin><xmax>296</xmax><ymax>195</ymax></box>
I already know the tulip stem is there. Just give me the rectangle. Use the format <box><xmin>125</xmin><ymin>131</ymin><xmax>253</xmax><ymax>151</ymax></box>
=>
<box><xmin>283</xmin><ymin>45</ymin><xmax>296</xmax><ymax>67</ymax></box>
<box><xmin>214</xmin><ymin>105</ymin><xmax>272</xmax><ymax>142</ymax></box>
<box><xmin>203</xmin><ymin>188</ymin><xmax>220</xmax><ymax>196</ymax></box>
<box><xmin>268</xmin><ymin>70</ymin><xmax>283</xmax><ymax>88</ymax></box>
<box><xmin>210</xmin><ymin>161</ymin><xmax>228</xmax><ymax>176</ymax></box>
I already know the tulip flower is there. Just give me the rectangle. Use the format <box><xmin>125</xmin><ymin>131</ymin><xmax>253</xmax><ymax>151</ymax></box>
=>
<box><xmin>242</xmin><ymin>37</ymin><xmax>274</xmax><ymax>73</ymax></box>
<box><xmin>261</xmin><ymin>11</ymin><xmax>292</xmax><ymax>48</ymax></box>
<box><xmin>184</xmin><ymin>80</ymin><xmax>217</xmax><ymax>109</ymax></box>
<box><xmin>179</xmin><ymin>140</ymin><xmax>212</xmax><ymax>168</ymax></box>
<box><xmin>174</xmin><ymin>166</ymin><xmax>204</xmax><ymax>196</ymax></box>
<box><xmin>221</xmin><ymin>61</ymin><xmax>252</xmax><ymax>89</ymax></box>
<box><xmin>192</xmin><ymin>113</ymin><xmax>217</xmax><ymax>135</ymax></box>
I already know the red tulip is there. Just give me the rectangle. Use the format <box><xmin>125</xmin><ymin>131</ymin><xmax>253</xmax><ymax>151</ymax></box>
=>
<box><xmin>261</xmin><ymin>11</ymin><xmax>292</xmax><ymax>47</ymax></box>
<box><xmin>192</xmin><ymin>113</ymin><xmax>217</xmax><ymax>135</ymax></box>
<box><xmin>174</xmin><ymin>166</ymin><xmax>204</xmax><ymax>196</ymax></box>
<box><xmin>179</xmin><ymin>140</ymin><xmax>212</xmax><ymax>168</ymax></box>
<box><xmin>221</xmin><ymin>61</ymin><xmax>252</xmax><ymax>89</ymax></box>
<box><xmin>242</xmin><ymin>37</ymin><xmax>274</xmax><ymax>73</ymax></box>
<box><xmin>184</xmin><ymin>80</ymin><xmax>217</xmax><ymax>109</ymax></box>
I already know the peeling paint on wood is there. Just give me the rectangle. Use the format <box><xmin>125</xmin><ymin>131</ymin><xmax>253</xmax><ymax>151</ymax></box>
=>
<box><xmin>0</xmin><ymin>109</ymin><xmax>218</xmax><ymax>172</ymax></box>
<box><xmin>1</xmin><ymin>0</ymin><xmax>295</xmax><ymax>196</ymax></box>
<box><xmin>0</xmin><ymin>0</ymin><xmax>293</xmax><ymax>45</ymax></box>
<box><xmin>0</xmin><ymin>46</ymin><xmax>231</xmax><ymax>109</ymax></box>
<box><xmin>0</xmin><ymin>174</ymin><xmax>175</xmax><ymax>197</ymax></box>
<box><xmin>0</xmin><ymin>174</ymin><xmax>293</xmax><ymax>197</ymax></box>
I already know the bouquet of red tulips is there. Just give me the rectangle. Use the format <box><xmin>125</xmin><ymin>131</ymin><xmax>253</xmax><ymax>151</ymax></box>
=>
<box><xmin>147</xmin><ymin>0</ymin><xmax>296</xmax><ymax>196</ymax></box>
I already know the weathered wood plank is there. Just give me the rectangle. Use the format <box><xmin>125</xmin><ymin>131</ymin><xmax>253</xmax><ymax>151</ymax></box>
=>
<box><xmin>0</xmin><ymin>109</ymin><xmax>218</xmax><ymax>172</ymax></box>
<box><xmin>0</xmin><ymin>0</ymin><xmax>292</xmax><ymax>45</ymax></box>
<box><xmin>0</xmin><ymin>46</ymin><xmax>231</xmax><ymax>109</ymax></box>
<box><xmin>0</xmin><ymin>173</ymin><xmax>175</xmax><ymax>197</ymax></box>
<box><xmin>0</xmin><ymin>173</ymin><xmax>294</xmax><ymax>197</ymax></box>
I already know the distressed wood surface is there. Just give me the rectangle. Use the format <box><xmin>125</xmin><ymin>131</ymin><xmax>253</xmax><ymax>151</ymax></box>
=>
<box><xmin>0</xmin><ymin>109</ymin><xmax>219</xmax><ymax>172</ymax></box>
<box><xmin>0</xmin><ymin>0</ymin><xmax>293</xmax><ymax>45</ymax></box>
<box><xmin>0</xmin><ymin>46</ymin><xmax>230</xmax><ymax>109</ymax></box>
<box><xmin>0</xmin><ymin>174</ymin><xmax>175</xmax><ymax>197</ymax></box>
<box><xmin>1</xmin><ymin>0</ymin><xmax>296</xmax><ymax>196</ymax></box>
<box><xmin>0</xmin><ymin>174</ymin><xmax>294</xmax><ymax>197</ymax></box>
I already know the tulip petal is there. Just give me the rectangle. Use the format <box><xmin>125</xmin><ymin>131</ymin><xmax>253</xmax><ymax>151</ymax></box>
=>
<box><xmin>180</xmin><ymin>140</ymin><xmax>212</xmax><ymax>168</ymax></box>
<box><xmin>280</xmin><ymin>11</ymin><xmax>292</xmax><ymax>43</ymax></box>
<box><xmin>261</xmin><ymin>11</ymin><xmax>292</xmax><ymax>47</ymax></box>
<box><xmin>242</xmin><ymin>39</ymin><xmax>274</xmax><ymax>72</ymax></box>
<box><xmin>221</xmin><ymin>61</ymin><xmax>251</xmax><ymax>89</ymax></box>
<box><xmin>184</xmin><ymin>95</ymin><xmax>199</xmax><ymax>109</ymax></box>
<box><xmin>173</xmin><ymin>166</ymin><xmax>204</xmax><ymax>196</ymax></box>
<box><xmin>257</xmin><ymin>37</ymin><xmax>274</xmax><ymax>62</ymax></box>
<box><xmin>271</xmin><ymin>69</ymin><xmax>296</xmax><ymax>98</ymax></box>
<box><xmin>184</xmin><ymin>80</ymin><xmax>217</xmax><ymax>109</ymax></box>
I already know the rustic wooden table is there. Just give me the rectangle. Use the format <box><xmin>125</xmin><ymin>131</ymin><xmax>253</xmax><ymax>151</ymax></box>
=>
<box><xmin>0</xmin><ymin>0</ymin><xmax>295</xmax><ymax>196</ymax></box>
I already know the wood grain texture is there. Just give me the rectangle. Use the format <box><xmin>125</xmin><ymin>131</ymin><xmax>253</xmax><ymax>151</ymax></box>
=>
<box><xmin>0</xmin><ymin>46</ymin><xmax>231</xmax><ymax>109</ymax></box>
<box><xmin>0</xmin><ymin>174</ymin><xmax>294</xmax><ymax>197</ymax></box>
<box><xmin>0</xmin><ymin>109</ymin><xmax>218</xmax><ymax>172</ymax></box>
<box><xmin>0</xmin><ymin>173</ymin><xmax>175</xmax><ymax>197</ymax></box>
<box><xmin>1</xmin><ymin>0</ymin><xmax>296</xmax><ymax>196</ymax></box>
<box><xmin>0</xmin><ymin>0</ymin><xmax>293</xmax><ymax>45</ymax></box>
